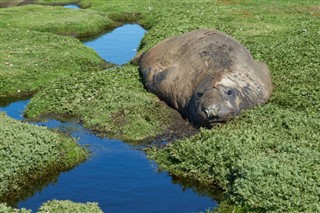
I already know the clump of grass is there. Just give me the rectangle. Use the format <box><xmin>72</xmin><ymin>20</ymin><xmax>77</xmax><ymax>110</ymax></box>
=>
<box><xmin>37</xmin><ymin>200</ymin><xmax>103</xmax><ymax>213</ymax></box>
<box><xmin>0</xmin><ymin>112</ymin><xmax>88</xmax><ymax>203</ymax></box>
<box><xmin>0</xmin><ymin>28</ymin><xmax>109</xmax><ymax>97</ymax></box>
<box><xmin>0</xmin><ymin>0</ymin><xmax>20</xmax><ymax>7</ymax></box>
<box><xmin>36</xmin><ymin>0</ymin><xmax>79</xmax><ymax>5</ymax></box>
<box><xmin>0</xmin><ymin>200</ymin><xmax>103</xmax><ymax>213</ymax></box>
<box><xmin>0</xmin><ymin>5</ymin><xmax>116</xmax><ymax>38</ymax></box>
<box><xmin>150</xmin><ymin>104</ymin><xmax>320</xmax><ymax>212</ymax></box>
<box><xmin>25</xmin><ymin>65</ymin><xmax>176</xmax><ymax>142</ymax></box>
<box><xmin>2</xmin><ymin>0</ymin><xmax>319</xmax><ymax>212</ymax></box>
<box><xmin>145</xmin><ymin>1</ymin><xmax>320</xmax><ymax>212</ymax></box>
<box><xmin>0</xmin><ymin>203</ymin><xmax>30</xmax><ymax>213</ymax></box>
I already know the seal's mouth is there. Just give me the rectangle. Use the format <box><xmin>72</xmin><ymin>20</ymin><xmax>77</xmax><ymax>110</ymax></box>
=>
<box><xmin>208</xmin><ymin>118</ymin><xmax>226</xmax><ymax>123</ymax></box>
<box><xmin>208</xmin><ymin>118</ymin><xmax>226</xmax><ymax>124</ymax></box>
<box><xmin>205</xmin><ymin>119</ymin><xmax>226</xmax><ymax>128</ymax></box>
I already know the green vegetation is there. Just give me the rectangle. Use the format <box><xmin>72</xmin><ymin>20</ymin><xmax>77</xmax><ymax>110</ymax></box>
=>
<box><xmin>25</xmin><ymin>65</ymin><xmax>175</xmax><ymax>142</ymax></box>
<box><xmin>0</xmin><ymin>200</ymin><xmax>103</xmax><ymax>213</ymax></box>
<box><xmin>143</xmin><ymin>1</ymin><xmax>320</xmax><ymax>212</ymax></box>
<box><xmin>0</xmin><ymin>0</ymin><xmax>20</xmax><ymax>7</ymax></box>
<box><xmin>37</xmin><ymin>200</ymin><xmax>103</xmax><ymax>213</ymax></box>
<box><xmin>0</xmin><ymin>0</ymin><xmax>319</xmax><ymax>212</ymax></box>
<box><xmin>37</xmin><ymin>0</ymin><xmax>78</xmax><ymax>5</ymax></box>
<box><xmin>0</xmin><ymin>4</ymin><xmax>117</xmax><ymax>98</ymax></box>
<box><xmin>0</xmin><ymin>5</ymin><xmax>115</xmax><ymax>38</ymax></box>
<box><xmin>0</xmin><ymin>28</ymin><xmax>109</xmax><ymax>97</ymax></box>
<box><xmin>0</xmin><ymin>112</ymin><xmax>88</xmax><ymax>203</ymax></box>
<box><xmin>0</xmin><ymin>203</ymin><xmax>30</xmax><ymax>213</ymax></box>
<box><xmin>150</xmin><ymin>105</ymin><xmax>320</xmax><ymax>212</ymax></box>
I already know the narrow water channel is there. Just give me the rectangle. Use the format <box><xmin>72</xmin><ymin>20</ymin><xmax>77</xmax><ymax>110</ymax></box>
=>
<box><xmin>63</xmin><ymin>4</ymin><xmax>80</xmax><ymax>9</ymax></box>
<box><xmin>0</xmin><ymin>24</ymin><xmax>217</xmax><ymax>212</ymax></box>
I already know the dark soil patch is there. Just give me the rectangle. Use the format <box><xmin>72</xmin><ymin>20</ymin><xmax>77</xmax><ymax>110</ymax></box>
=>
<box><xmin>0</xmin><ymin>93</ymin><xmax>33</xmax><ymax>107</ymax></box>
<box><xmin>150</xmin><ymin>109</ymin><xmax>200</xmax><ymax>147</ymax></box>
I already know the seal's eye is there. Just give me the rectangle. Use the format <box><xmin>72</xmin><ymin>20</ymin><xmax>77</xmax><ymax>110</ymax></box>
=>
<box><xmin>196</xmin><ymin>92</ymin><xmax>203</xmax><ymax>98</ymax></box>
<box><xmin>226</xmin><ymin>90</ymin><xmax>233</xmax><ymax>96</ymax></box>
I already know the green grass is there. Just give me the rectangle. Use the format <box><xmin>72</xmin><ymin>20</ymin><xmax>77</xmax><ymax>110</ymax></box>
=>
<box><xmin>0</xmin><ymin>28</ymin><xmax>109</xmax><ymax>97</ymax></box>
<box><xmin>0</xmin><ymin>112</ymin><xmax>88</xmax><ymax>204</ymax></box>
<box><xmin>0</xmin><ymin>203</ymin><xmax>31</xmax><ymax>213</ymax></box>
<box><xmin>25</xmin><ymin>65</ymin><xmax>176</xmax><ymax>142</ymax></box>
<box><xmin>0</xmin><ymin>200</ymin><xmax>103</xmax><ymax>213</ymax></box>
<box><xmin>0</xmin><ymin>5</ymin><xmax>115</xmax><ymax>38</ymax></box>
<box><xmin>143</xmin><ymin>1</ymin><xmax>320</xmax><ymax>212</ymax></box>
<box><xmin>36</xmin><ymin>0</ymin><xmax>79</xmax><ymax>5</ymax></box>
<box><xmin>150</xmin><ymin>105</ymin><xmax>320</xmax><ymax>212</ymax></box>
<box><xmin>1</xmin><ymin>0</ymin><xmax>319</xmax><ymax>212</ymax></box>
<box><xmin>0</xmin><ymin>0</ymin><xmax>20</xmax><ymax>7</ymax></box>
<box><xmin>37</xmin><ymin>200</ymin><xmax>103</xmax><ymax>213</ymax></box>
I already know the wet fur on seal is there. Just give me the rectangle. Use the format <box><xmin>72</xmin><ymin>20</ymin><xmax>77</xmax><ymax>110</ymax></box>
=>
<box><xmin>138</xmin><ymin>29</ymin><xmax>272</xmax><ymax>127</ymax></box>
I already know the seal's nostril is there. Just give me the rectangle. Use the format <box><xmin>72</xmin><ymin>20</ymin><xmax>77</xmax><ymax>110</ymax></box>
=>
<box><xmin>211</xmin><ymin>108</ymin><xmax>217</xmax><ymax>117</ymax></box>
<box><xmin>203</xmin><ymin>108</ymin><xmax>209</xmax><ymax>118</ymax></box>
<box><xmin>203</xmin><ymin>107</ymin><xmax>219</xmax><ymax>118</ymax></box>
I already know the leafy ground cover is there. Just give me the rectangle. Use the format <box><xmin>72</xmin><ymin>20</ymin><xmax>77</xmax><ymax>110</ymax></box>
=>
<box><xmin>0</xmin><ymin>27</ymin><xmax>109</xmax><ymax>97</ymax></box>
<box><xmin>0</xmin><ymin>0</ymin><xmax>20</xmax><ymax>7</ymax></box>
<box><xmin>25</xmin><ymin>65</ymin><xmax>177</xmax><ymax>142</ymax></box>
<box><xmin>143</xmin><ymin>1</ymin><xmax>320</xmax><ymax>212</ymax></box>
<box><xmin>1</xmin><ymin>0</ymin><xmax>319</xmax><ymax>212</ymax></box>
<box><xmin>37</xmin><ymin>200</ymin><xmax>103</xmax><ymax>213</ymax></box>
<box><xmin>0</xmin><ymin>112</ymin><xmax>88</xmax><ymax>204</ymax></box>
<box><xmin>0</xmin><ymin>5</ymin><xmax>115</xmax><ymax>38</ymax></box>
<box><xmin>0</xmin><ymin>200</ymin><xmax>103</xmax><ymax>213</ymax></box>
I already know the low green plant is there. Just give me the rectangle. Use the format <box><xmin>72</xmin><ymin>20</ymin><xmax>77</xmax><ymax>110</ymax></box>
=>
<box><xmin>0</xmin><ymin>0</ymin><xmax>20</xmax><ymax>7</ymax></box>
<box><xmin>36</xmin><ymin>0</ymin><xmax>78</xmax><ymax>5</ymax></box>
<box><xmin>0</xmin><ymin>203</ymin><xmax>31</xmax><ymax>213</ymax></box>
<box><xmin>0</xmin><ymin>200</ymin><xmax>103</xmax><ymax>213</ymax></box>
<box><xmin>37</xmin><ymin>200</ymin><xmax>103</xmax><ymax>213</ymax></box>
<box><xmin>150</xmin><ymin>104</ymin><xmax>320</xmax><ymax>212</ymax></box>
<box><xmin>25</xmin><ymin>65</ymin><xmax>176</xmax><ymax>142</ymax></box>
<box><xmin>1</xmin><ymin>0</ymin><xmax>319</xmax><ymax>212</ymax></box>
<box><xmin>0</xmin><ymin>112</ymin><xmax>88</xmax><ymax>203</ymax></box>
<box><xmin>0</xmin><ymin>28</ymin><xmax>109</xmax><ymax>97</ymax></box>
<box><xmin>0</xmin><ymin>5</ymin><xmax>115</xmax><ymax>38</ymax></box>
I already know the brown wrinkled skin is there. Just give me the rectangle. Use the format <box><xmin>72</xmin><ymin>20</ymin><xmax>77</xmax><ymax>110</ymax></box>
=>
<box><xmin>139</xmin><ymin>29</ymin><xmax>272</xmax><ymax>127</ymax></box>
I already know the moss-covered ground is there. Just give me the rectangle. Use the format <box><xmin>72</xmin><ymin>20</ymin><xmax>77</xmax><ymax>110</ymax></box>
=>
<box><xmin>0</xmin><ymin>112</ymin><xmax>88</xmax><ymax>204</ymax></box>
<box><xmin>0</xmin><ymin>200</ymin><xmax>103</xmax><ymax>213</ymax></box>
<box><xmin>0</xmin><ymin>27</ymin><xmax>110</xmax><ymax>97</ymax></box>
<box><xmin>25</xmin><ymin>65</ymin><xmax>175</xmax><ymax>142</ymax></box>
<box><xmin>0</xmin><ymin>5</ymin><xmax>115</xmax><ymax>38</ymax></box>
<box><xmin>0</xmin><ymin>0</ymin><xmax>319</xmax><ymax>212</ymax></box>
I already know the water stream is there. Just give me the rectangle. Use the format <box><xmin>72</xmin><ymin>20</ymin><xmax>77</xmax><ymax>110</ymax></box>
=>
<box><xmin>63</xmin><ymin>4</ymin><xmax>80</xmax><ymax>9</ymax></box>
<box><xmin>0</xmin><ymin>24</ymin><xmax>217</xmax><ymax>212</ymax></box>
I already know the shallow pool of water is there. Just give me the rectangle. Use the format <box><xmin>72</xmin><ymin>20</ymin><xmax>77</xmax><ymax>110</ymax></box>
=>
<box><xmin>84</xmin><ymin>24</ymin><xmax>146</xmax><ymax>65</ymax></box>
<box><xmin>0</xmin><ymin>24</ymin><xmax>218</xmax><ymax>212</ymax></box>
<box><xmin>64</xmin><ymin>4</ymin><xmax>80</xmax><ymax>9</ymax></box>
<box><xmin>1</xmin><ymin>99</ymin><xmax>216</xmax><ymax>213</ymax></box>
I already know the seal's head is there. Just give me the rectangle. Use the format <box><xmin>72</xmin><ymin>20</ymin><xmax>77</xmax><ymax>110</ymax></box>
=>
<box><xmin>187</xmin><ymin>76</ymin><xmax>253</xmax><ymax>127</ymax></box>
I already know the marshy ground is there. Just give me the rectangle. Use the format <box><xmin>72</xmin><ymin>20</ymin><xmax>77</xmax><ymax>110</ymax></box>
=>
<box><xmin>0</xmin><ymin>0</ymin><xmax>319</xmax><ymax>212</ymax></box>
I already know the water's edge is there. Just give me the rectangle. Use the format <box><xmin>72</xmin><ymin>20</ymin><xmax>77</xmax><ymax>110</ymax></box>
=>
<box><xmin>0</xmin><ymin>23</ymin><xmax>218</xmax><ymax>213</ymax></box>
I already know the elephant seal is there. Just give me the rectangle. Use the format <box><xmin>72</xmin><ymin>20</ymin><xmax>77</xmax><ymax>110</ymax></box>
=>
<box><xmin>138</xmin><ymin>29</ymin><xmax>272</xmax><ymax>127</ymax></box>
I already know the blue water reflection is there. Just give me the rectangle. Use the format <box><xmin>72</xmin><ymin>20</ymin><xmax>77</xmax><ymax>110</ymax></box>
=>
<box><xmin>0</xmin><ymin>100</ymin><xmax>216</xmax><ymax>213</ymax></box>
<box><xmin>64</xmin><ymin>4</ymin><xmax>80</xmax><ymax>9</ymax></box>
<box><xmin>0</xmin><ymin>24</ymin><xmax>217</xmax><ymax>212</ymax></box>
<box><xmin>0</xmin><ymin>99</ymin><xmax>29</xmax><ymax>120</ymax></box>
<box><xmin>84</xmin><ymin>24</ymin><xmax>146</xmax><ymax>65</ymax></box>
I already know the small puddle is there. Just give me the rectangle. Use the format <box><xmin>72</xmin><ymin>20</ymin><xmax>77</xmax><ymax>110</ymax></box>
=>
<box><xmin>64</xmin><ymin>4</ymin><xmax>80</xmax><ymax>9</ymax></box>
<box><xmin>0</xmin><ymin>24</ymin><xmax>218</xmax><ymax>212</ymax></box>
<box><xmin>83</xmin><ymin>24</ymin><xmax>146</xmax><ymax>65</ymax></box>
